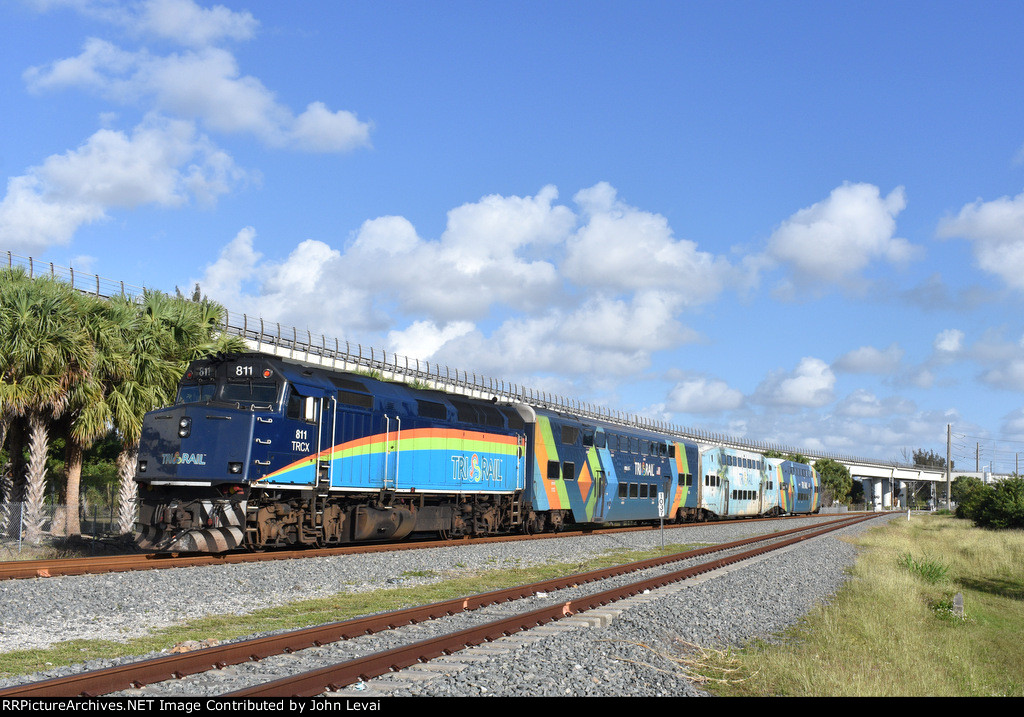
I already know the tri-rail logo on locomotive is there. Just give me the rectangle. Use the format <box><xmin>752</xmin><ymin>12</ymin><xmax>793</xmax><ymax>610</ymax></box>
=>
<box><xmin>160</xmin><ymin>452</ymin><xmax>207</xmax><ymax>466</ymax></box>
<box><xmin>451</xmin><ymin>453</ymin><xmax>506</xmax><ymax>483</ymax></box>
<box><xmin>134</xmin><ymin>353</ymin><xmax>819</xmax><ymax>553</ymax></box>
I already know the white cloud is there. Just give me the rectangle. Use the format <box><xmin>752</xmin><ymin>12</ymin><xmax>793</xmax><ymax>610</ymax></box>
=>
<box><xmin>345</xmin><ymin>187</ymin><xmax>574</xmax><ymax>321</ymax></box>
<box><xmin>387</xmin><ymin>320</ymin><xmax>475</xmax><ymax>361</ymax></box>
<box><xmin>129</xmin><ymin>0</ymin><xmax>259</xmax><ymax>46</ymax></box>
<box><xmin>291</xmin><ymin>102</ymin><xmax>373</xmax><ymax>153</ymax></box>
<box><xmin>937</xmin><ymin>190</ymin><xmax>1024</xmax><ymax>292</ymax></box>
<box><xmin>433</xmin><ymin>291</ymin><xmax>700</xmax><ymax>381</ymax></box>
<box><xmin>444</xmin><ymin>185</ymin><xmax>576</xmax><ymax>264</ymax></box>
<box><xmin>707</xmin><ymin>399</ymin><xmax>956</xmax><ymax>463</ymax></box>
<box><xmin>23</xmin><ymin>37</ymin><xmax>135</xmax><ymax>93</ymax></box>
<box><xmin>198</xmin><ymin>231</ymin><xmax>383</xmax><ymax>338</ymax></box>
<box><xmin>196</xmin><ymin>187</ymin><xmax>580</xmax><ymax>340</ymax></box>
<box><xmin>980</xmin><ymin>359</ymin><xmax>1024</xmax><ymax>392</ymax></box>
<box><xmin>834</xmin><ymin>389</ymin><xmax>884</xmax><ymax>418</ymax></box>
<box><xmin>834</xmin><ymin>389</ymin><xmax>915</xmax><ymax>419</ymax></box>
<box><xmin>27</xmin><ymin>43</ymin><xmax>372</xmax><ymax>152</ymax></box>
<box><xmin>1000</xmin><ymin>408</ymin><xmax>1024</xmax><ymax>441</ymax></box>
<box><xmin>564</xmin><ymin>182</ymin><xmax>732</xmax><ymax>305</ymax></box>
<box><xmin>199</xmin><ymin>226</ymin><xmax>262</xmax><ymax>304</ymax></box>
<box><xmin>934</xmin><ymin>329</ymin><xmax>964</xmax><ymax>353</ymax></box>
<box><xmin>562</xmin><ymin>291</ymin><xmax>696</xmax><ymax>352</ymax></box>
<box><xmin>194</xmin><ymin>184</ymin><xmax>717</xmax><ymax>383</ymax></box>
<box><xmin>0</xmin><ymin>115</ymin><xmax>244</xmax><ymax>253</ymax></box>
<box><xmin>666</xmin><ymin>377</ymin><xmax>744</xmax><ymax>414</ymax></box>
<box><xmin>29</xmin><ymin>0</ymin><xmax>258</xmax><ymax>47</ymax></box>
<box><xmin>754</xmin><ymin>357</ymin><xmax>836</xmax><ymax>408</ymax></box>
<box><xmin>41</xmin><ymin>115</ymin><xmax>237</xmax><ymax>207</ymax></box>
<box><xmin>8</xmin><ymin>2</ymin><xmax>371</xmax><ymax>252</ymax></box>
<box><xmin>834</xmin><ymin>343</ymin><xmax>904</xmax><ymax>374</ymax></box>
<box><xmin>906</xmin><ymin>367</ymin><xmax>935</xmax><ymax>389</ymax></box>
<box><xmin>0</xmin><ymin>175</ymin><xmax>104</xmax><ymax>253</ymax></box>
<box><xmin>767</xmin><ymin>182</ymin><xmax>917</xmax><ymax>285</ymax></box>
<box><xmin>24</xmin><ymin>25</ymin><xmax>371</xmax><ymax>154</ymax></box>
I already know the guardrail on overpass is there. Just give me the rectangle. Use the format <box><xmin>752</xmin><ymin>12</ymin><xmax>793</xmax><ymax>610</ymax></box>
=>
<box><xmin>3</xmin><ymin>250</ymin><xmax>946</xmax><ymax>480</ymax></box>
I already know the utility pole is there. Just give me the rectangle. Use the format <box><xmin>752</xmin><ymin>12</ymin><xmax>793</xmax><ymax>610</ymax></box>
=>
<box><xmin>947</xmin><ymin>425</ymin><xmax>952</xmax><ymax>509</ymax></box>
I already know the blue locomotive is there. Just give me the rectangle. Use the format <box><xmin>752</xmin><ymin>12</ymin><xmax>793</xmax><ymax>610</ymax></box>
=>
<box><xmin>134</xmin><ymin>353</ymin><xmax>819</xmax><ymax>552</ymax></box>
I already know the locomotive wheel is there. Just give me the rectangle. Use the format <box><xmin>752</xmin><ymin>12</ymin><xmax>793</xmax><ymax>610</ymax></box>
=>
<box><xmin>523</xmin><ymin>513</ymin><xmax>546</xmax><ymax>534</ymax></box>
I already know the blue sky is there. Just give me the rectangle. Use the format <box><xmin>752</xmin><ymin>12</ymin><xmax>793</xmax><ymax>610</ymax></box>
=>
<box><xmin>3</xmin><ymin>0</ymin><xmax>1024</xmax><ymax>471</ymax></box>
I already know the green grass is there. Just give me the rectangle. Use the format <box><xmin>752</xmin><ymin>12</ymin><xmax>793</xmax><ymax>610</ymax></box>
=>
<box><xmin>898</xmin><ymin>552</ymin><xmax>950</xmax><ymax>584</ymax></box>
<box><xmin>696</xmin><ymin>515</ymin><xmax>1024</xmax><ymax>697</ymax></box>
<box><xmin>0</xmin><ymin>540</ymin><xmax>708</xmax><ymax>679</ymax></box>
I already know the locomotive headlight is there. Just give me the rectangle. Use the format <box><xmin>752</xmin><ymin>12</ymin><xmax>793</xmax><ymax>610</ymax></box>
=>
<box><xmin>178</xmin><ymin>416</ymin><xmax>192</xmax><ymax>438</ymax></box>
<box><xmin>138</xmin><ymin>461</ymin><xmax>147</xmax><ymax>473</ymax></box>
<box><xmin>228</xmin><ymin>462</ymin><xmax>243</xmax><ymax>474</ymax></box>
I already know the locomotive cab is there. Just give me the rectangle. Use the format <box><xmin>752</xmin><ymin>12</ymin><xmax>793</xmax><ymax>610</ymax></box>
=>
<box><xmin>134</xmin><ymin>354</ymin><xmax>300</xmax><ymax>551</ymax></box>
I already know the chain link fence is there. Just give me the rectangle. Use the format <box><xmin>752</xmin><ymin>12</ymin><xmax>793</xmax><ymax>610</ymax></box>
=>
<box><xmin>0</xmin><ymin>501</ymin><xmax>129</xmax><ymax>552</ymax></box>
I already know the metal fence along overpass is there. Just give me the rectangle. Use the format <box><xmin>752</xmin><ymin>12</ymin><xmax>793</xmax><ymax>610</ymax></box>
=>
<box><xmin>3</xmin><ymin>251</ymin><xmax>952</xmax><ymax>506</ymax></box>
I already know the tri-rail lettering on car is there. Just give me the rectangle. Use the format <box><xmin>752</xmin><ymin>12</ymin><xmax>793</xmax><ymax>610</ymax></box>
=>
<box><xmin>450</xmin><ymin>453</ymin><xmax>505</xmax><ymax>483</ymax></box>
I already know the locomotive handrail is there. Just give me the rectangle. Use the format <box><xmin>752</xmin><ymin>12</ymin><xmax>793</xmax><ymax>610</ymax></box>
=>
<box><xmin>2</xmin><ymin>248</ymin><xmax>924</xmax><ymax>471</ymax></box>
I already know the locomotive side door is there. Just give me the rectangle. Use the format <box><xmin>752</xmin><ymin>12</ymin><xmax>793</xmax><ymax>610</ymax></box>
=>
<box><xmin>270</xmin><ymin>385</ymin><xmax>325</xmax><ymax>487</ymax></box>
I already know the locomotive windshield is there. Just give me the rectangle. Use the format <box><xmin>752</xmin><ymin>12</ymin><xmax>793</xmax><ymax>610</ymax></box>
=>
<box><xmin>171</xmin><ymin>356</ymin><xmax>283</xmax><ymax>409</ymax></box>
<box><xmin>218</xmin><ymin>381</ymin><xmax>279</xmax><ymax>408</ymax></box>
<box><xmin>173</xmin><ymin>380</ymin><xmax>279</xmax><ymax>408</ymax></box>
<box><xmin>175</xmin><ymin>384</ymin><xmax>216</xmax><ymax>405</ymax></box>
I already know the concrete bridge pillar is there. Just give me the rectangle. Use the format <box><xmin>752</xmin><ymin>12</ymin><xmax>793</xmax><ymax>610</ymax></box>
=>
<box><xmin>850</xmin><ymin>465</ymin><xmax>944</xmax><ymax>511</ymax></box>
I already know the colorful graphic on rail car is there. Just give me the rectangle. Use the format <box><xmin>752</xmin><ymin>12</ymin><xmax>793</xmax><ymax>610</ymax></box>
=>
<box><xmin>700</xmin><ymin>447</ymin><xmax>772</xmax><ymax>518</ymax></box>
<box><xmin>256</xmin><ymin>427</ymin><xmax>523</xmax><ymax>493</ymax></box>
<box><xmin>529</xmin><ymin>413</ymin><xmax>624</xmax><ymax>521</ymax></box>
<box><xmin>776</xmin><ymin>460</ymin><xmax>819</xmax><ymax>514</ymax></box>
<box><xmin>528</xmin><ymin>413</ymin><xmax>692</xmax><ymax>524</ymax></box>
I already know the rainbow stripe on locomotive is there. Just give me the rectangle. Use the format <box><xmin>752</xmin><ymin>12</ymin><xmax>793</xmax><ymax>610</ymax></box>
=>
<box><xmin>134</xmin><ymin>353</ymin><xmax>818</xmax><ymax>552</ymax></box>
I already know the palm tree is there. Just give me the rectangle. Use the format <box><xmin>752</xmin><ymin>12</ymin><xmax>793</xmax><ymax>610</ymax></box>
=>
<box><xmin>109</xmin><ymin>291</ymin><xmax>179</xmax><ymax>536</ymax></box>
<box><xmin>0</xmin><ymin>269</ymin><xmax>30</xmax><ymax>525</ymax></box>
<box><xmin>0</xmin><ymin>272</ymin><xmax>91</xmax><ymax>542</ymax></box>
<box><xmin>57</xmin><ymin>291</ymin><xmax>134</xmax><ymax>535</ymax></box>
<box><xmin>112</xmin><ymin>291</ymin><xmax>246</xmax><ymax>535</ymax></box>
<box><xmin>2</xmin><ymin>268</ymin><xmax>247</xmax><ymax>540</ymax></box>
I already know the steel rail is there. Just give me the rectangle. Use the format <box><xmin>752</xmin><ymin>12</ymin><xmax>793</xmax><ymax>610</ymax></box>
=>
<box><xmin>0</xmin><ymin>529</ymin><xmax>610</xmax><ymax>580</ymax></box>
<box><xmin>0</xmin><ymin>515</ymin><xmax>872</xmax><ymax>697</ymax></box>
<box><xmin>229</xmin><ymin>514</ymin><xmax>880</xmax><ymax>697</ymax></box>
<box><xmin>0</xmin><ymin>513</ymin><xmax>854</xmax><ymax>581</ymax></box>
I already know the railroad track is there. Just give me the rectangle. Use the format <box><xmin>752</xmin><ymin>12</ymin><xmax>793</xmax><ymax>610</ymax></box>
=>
<box><xmin>0</xmin><ymin>513</ymin><xmax>842</xmax><ymax>581</ymax></box>
<box><xmin>0</xmin><ymin>513</ymin><xmax>879</xmax><ymax>697</ymax></box>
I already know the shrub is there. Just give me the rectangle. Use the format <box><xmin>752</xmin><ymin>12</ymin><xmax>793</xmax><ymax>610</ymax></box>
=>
<box><xmin>973</xmin><ymin>477</ymin><xmax>1024</xmax><ymax>530</ymax></box>
<box><xmin>956</xmin><ymin>482</ymin><xmax>993</xmax><ymax>521</ymax></box>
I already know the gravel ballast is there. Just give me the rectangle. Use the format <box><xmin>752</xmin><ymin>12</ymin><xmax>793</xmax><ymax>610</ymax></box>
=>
<box><xmin>0</xmin><ymin>513</ymin><xmax>898</xmax><ymax>697</ymax></box>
